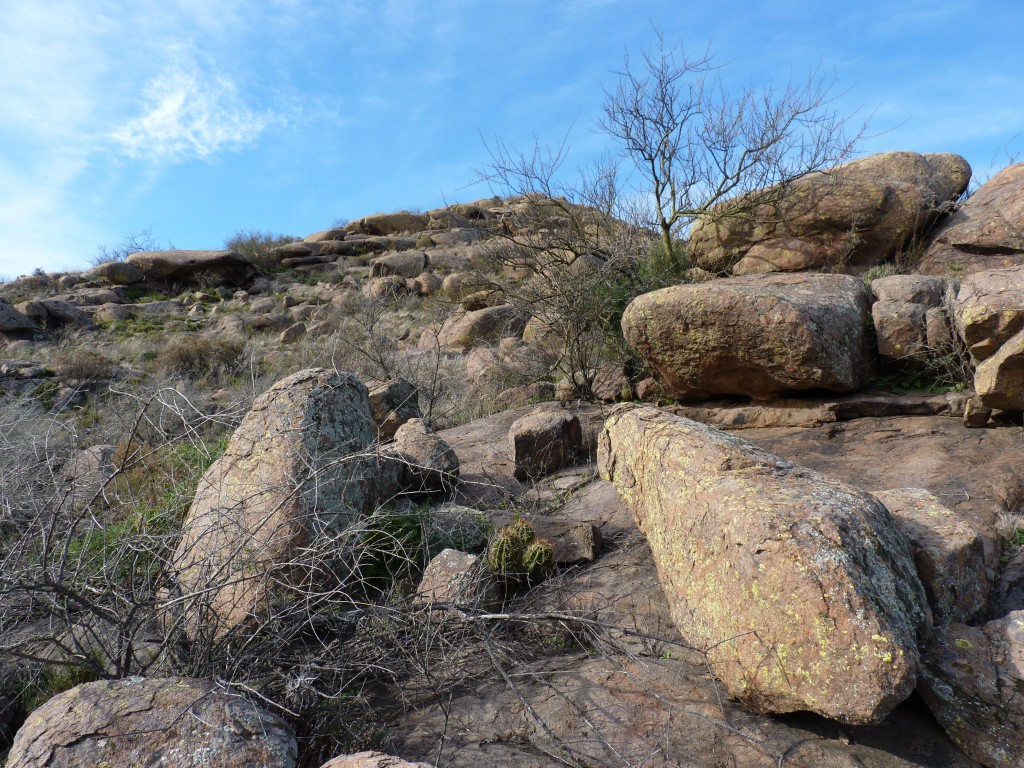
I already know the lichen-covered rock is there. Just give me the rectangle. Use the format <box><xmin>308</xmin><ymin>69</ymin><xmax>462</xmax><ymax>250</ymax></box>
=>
<box><xmin>872</xmin><ymin>301</ymin><xmax>928</xmax><ymax>362</ymax></box>
<box><xmin>321</xmin><ymin>752</ymin><xmax>431</xmax><ymax>768</ymax></box>
<box><xmin>126</xmin><ymin>249</ymin><xmax>257</xmax><ymax>285</ymax></box>
<box><xmin>369</xmin><ymin>378</ymin><xmax>421</xmax><ymax>441</ymax></box>
<box><xmin>919</xmin><ymin>162</ymin><xmax>1024</xmax><ymax>276</ymax></box>
<box><xmin>689</xmin><ymin>151</ymin><xmax>971</xmax><ymax>274</ymax></box>
<box><xmin>410</xmin><ymin>271</ymin><xmax>443</xmax><ymax>296</ymax></box>
<box><xmin>86</xmin><ymin>260</ymin><xmax>146</xmax><ymax>285</ymax></box>
<box><xmin>951</xmin><ymin>266</ymin><xmax>1024</xmax><ymax>362</ymax></box>
<box><xmin>345</xmin><ymin>212</ymin><xmax>429</xmax><ymax>236</ymax></box>
<box><xmin>730</xmin><ymin>237</ymin><xmax>830</xmax><ymax>274</ymax></box>
<box><xmin>362</xmin><ymin>275</ymin><xmax>409</xmax><ymax>300</ymax></box>
<box><xmin>918</xmin><ymin>611</ymin><xmax>1024</xmax><ymax>767</ymax></box>
<box><xmin>870</xmin><ymin>274</ymin><xmax>944</xmax><ymax>306</ymax></box>
<box><xmin>974</xmin><ymin>329</ymin><xmax>1024</xmax><ymax>410</ymax></box>
<box><xmin>598</xmin><ymin>405</ymin><xmax>928</xmax><ymax>724</ymax></box>
<box><xmin>508</xmin><ymin>408</ymin><xmax>583</xmax><ymax>481</ymax></box>
<box><xmin>6</xmin><ymin>677</ymin><xmax>297</xmax><ymax>768</ymax></box>
<box><xmin>19</xmin><ymin>299</ymin><xmax>93</xmax><ymax>330</ymax></box>
<box><xmin>304</xmin><ymin>227</ymin><xmax>348</xmax><ymax>243</ymax></box>
<box><xmin>874</xmin><ymin>488</ymin><xmax>987</xmax><ymax>625</ymax></box>
<box><xmin>386</xmin><ymin>418</ymin><xmax>459</xmax><ymax>496</ymax></box>
<box><xmin>621</xmin><ymin>273</ymin><xmax>872</xmax><ymax>400</ymax></box>
<box><xmin>437</xmin><ymin>305</ymin><xmax>528</xmax><ymax>353</ymax></box>
<box><xmin>170</xmin><ymin>369</ymin><xmax>379</xmax><ymax>635</ymax></box>
<box><xmin>415</xmin><ymin>548</ymin><xmax>497</xmax><ymax>608</ymax></box>
<box><xmin>0</xmin><ymin>299</ymin><xmax>39</xmax><ymax>334</ymax></box>
<box><xmin>369</xmin><ymin>251</ymin><xmax>428</xmax><ymax>279</ymax></box>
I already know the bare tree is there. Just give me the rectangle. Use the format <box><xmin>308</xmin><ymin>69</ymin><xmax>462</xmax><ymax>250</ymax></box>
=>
<box><xmin>601</xmin><ymin>35</ymin><xmax>861</xmax><ymax>270</ymax></box>
<box><xmin>474</xmin><ymin>34</ymin><xmax>862</xmax><ymax>398</ymax></box>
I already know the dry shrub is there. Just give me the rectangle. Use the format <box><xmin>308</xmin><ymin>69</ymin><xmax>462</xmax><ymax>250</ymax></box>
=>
<box><xmin>53</xmin><ymin>347</ymin><xmax>115</xmax><ymax>383</ymax></box>
<box><xmin>155</xmin><ymin>335</ymin><xmax>247</xmax><ymax>382</ymax></box>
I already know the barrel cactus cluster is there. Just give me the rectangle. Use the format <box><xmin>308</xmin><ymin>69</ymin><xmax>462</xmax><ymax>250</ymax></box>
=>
<box><xmin>484</xmin><ymin>518</ymin><xmax>555</xmax><ymax>585</ymax></box>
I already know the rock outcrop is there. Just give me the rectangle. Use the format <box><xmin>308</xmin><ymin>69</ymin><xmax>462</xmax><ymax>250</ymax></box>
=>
<box><xmin>126</xmin><ymin>249</ymin><xmax>257</xmax><ymax>285</ymax></box>
<box><xmin>6</xmin><ymin>677</ymin><xmax>297</xmax><ymax>768</ymax></box>
<box><xmin>622</xmin><ymin>273</ymin><xmax>872</xmax><ymax>400</ymax></box>
<box><xmin>170</xmin><ymin>369</ymin><xmax>379</xmax><ymax>635</ymax></box>
<box><xmin>598</xmin><ymin>405</ymin><xmax>928</xmax><ymax>724</ymax></box>
<box><xmin>918</xmin><ymin>162</ymin><xmax>1024</xmax><ymax>275</ymax></box>
<box><xmin>689</xmin><ymin>151</ymin><xmax>971</xmax><ymax>274</ymax></box>
<box><xmin>369</xmin><ymin>251</ymin><xmax>428</xmax><ymax>279</ymax></box>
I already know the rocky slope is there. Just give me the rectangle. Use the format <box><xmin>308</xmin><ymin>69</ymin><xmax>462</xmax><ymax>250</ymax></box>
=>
<box><xmin>2</xmin><ymin>156</ymin><xmax>1024</xmax><ymax>767</ymax></box>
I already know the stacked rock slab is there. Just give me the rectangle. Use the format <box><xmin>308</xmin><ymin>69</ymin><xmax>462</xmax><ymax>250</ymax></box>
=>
<box><xmin>621</xmin><ymin>273</ymin><xmax>872</xmax><ymax>400</ymax></box>
<box><xmin>598</xmin><ymin>405</ymin><xmax>928</xmax><ymax>724</ymax></box>
<box><xmin>918</xmin><ymin>611</ymin><xmax>1024</xmax><ymax>767</ymax></box>
<box><xmin>918</xmin><ymin>162</ymin><xmax>1024</xmax><ymax>276</ymax></box>
<box><xmin>688</xmin><ymin>151</ymin><xmax>971</xmax><ymax>274</ymax></box>
<box><xmin>170</xmin><ymin>369</ymin><xmax>379</xmax><ymax>635</ymax></box>
<box><xmin>6</xmin><ymin>677</ymin><xmax>297</xmax><ymax>768</ymax></box>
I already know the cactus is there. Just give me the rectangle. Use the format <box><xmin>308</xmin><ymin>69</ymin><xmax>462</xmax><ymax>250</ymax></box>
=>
<box><xmin>523</xmin><ymin>538</ymin><xmax>555</xmax><ymax>582</ymax></box>
<box><xmin>485</xmin><ymin>519</ymin><xmax>555</xmax><ymax>587</ymax></box>
<box><xmin>505</xmin><ymin>518</ymin><xmax>535</xmax><ymax>549</ymax></box>
<box><xmin>485</xmin><ymin>525</ymin><xmax>528</xmax><ymax>575</ymax></box>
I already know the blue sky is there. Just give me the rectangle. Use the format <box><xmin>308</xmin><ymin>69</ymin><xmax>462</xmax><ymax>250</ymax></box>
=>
<box><xmin>1</xmin><ymin>0</ymin><xmax>1022</xmax><ymax>280</ymax></box>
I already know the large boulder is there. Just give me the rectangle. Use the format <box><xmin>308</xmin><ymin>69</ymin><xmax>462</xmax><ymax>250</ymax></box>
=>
<box><xmin>918</xmin><ymin>611</ymin><xmax>1024</xmax><ymax>767</ymax></box>
<box><xmin>170</xmin><ymin>369</ymin><xmax>379</xmax><ymax>635</ymax></box>
<box><xmin>126</xmin><ymin>249</ymin><xmax>257</xmax><ymax>285</ymax></box>
<box><xmin>689</xmin><ymin>151</ymin><xmax>971</xmax><ymax>274</ymax></box>
<box><xmin>918</xmin><ymin>162</ymin><xmax>1024</xmax><ymax>276</ymax></box>
<box><xmin>621</xmin><ymin>273</ymin><xmax>873</xmax><ymax>400</ymax></box>
<box><xmin>598</xmin><ymin>405</ymin><xmax>928</xmax><ymax>724</ymax></box>
<box><xmin>6</xmin><ymin>677</ymin><xmax>297</xmax><ymax>768</ymax></box>
<box><xmin>345</xmin><ymin>212</ymin><xmax>429</xmax><ymax>236</ymax></box>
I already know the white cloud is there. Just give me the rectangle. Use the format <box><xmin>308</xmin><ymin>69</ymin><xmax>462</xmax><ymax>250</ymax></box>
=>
<box><xmin>111</xmin><ymin>59</ymin><xmax>281</xmax><ymax>163</ymax></box>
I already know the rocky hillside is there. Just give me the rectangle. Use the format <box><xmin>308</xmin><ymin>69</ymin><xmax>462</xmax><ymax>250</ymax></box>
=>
<box><xmin>2</xmin><ymin>153</ymin><xmax>1024</xmax><ymax>767</ymax></box>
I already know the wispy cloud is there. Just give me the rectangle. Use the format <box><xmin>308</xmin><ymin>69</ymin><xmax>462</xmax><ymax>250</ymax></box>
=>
<box><xmin>110</xmin><ymin>58</ymin><xmax>281</xmax><ymax>163</ymax></box>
